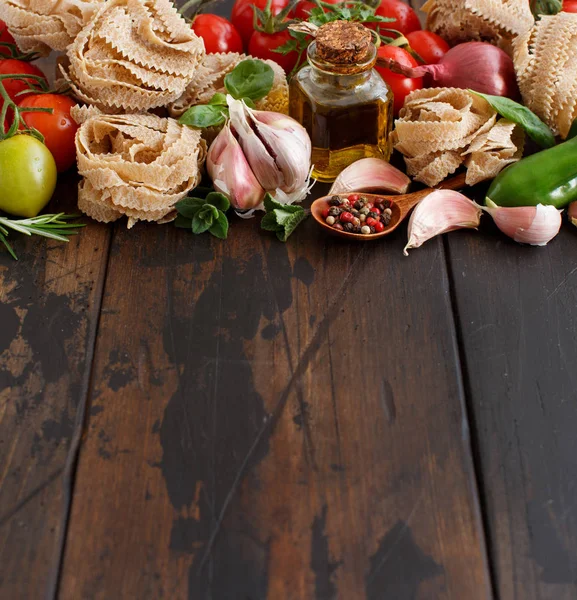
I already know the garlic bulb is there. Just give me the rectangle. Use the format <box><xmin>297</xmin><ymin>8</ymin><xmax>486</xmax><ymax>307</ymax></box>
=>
<box><xmin>207</xmin><ymin>97</ymin><xmax>312</xmax><ymax>213</ymax></box>
<box><xmin>484</xmin><ymin>200</ymin><xmax>562</xmax><ymax>245</ymax></box>
<box><xmin>405</xmin><ymin>190</ymin><xmax>482</xmax><ymax>255</ymax></box>
<box><xmin>329</xmin><ymin>158</ymin><xmax>411</xmax><ymax>195</ymax></box>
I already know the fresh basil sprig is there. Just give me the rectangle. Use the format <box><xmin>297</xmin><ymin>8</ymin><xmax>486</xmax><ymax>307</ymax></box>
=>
<box><xmin>470</xmin><ymin>90</ymin><xmax>556</xmax><ymax>149</ymax></box>
<box><xmin>175</xmin><ymin>192</ymin><xmax>230</xmax><ymax>240</ymax></box>
<box><xmin>179</xmin><ymin>60</ymin><xmax>272</xmax><ymax>129</ymax></box>
<box><xmin>260</xmin><ymin>194</ymin><xmax>309</xmax><ymax>242</ymax></box>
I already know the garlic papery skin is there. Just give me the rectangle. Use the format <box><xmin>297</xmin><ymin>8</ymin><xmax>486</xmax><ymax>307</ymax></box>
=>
<box><xmin>484</xmin><ymin>200</ymin><xmax>562</xmax><ymax>246</ymax></box>
<box><xmin>329</xmin><ymin>158</ymin><xmax>411</xmax><ymax>196</ymax></box>
<box><xmin>227</xmin><ymin>97</ymin><xmax>312</xmax><ymax>203</ymax></box>
<box><xmin>569</xmin><ymin>202</ymin><xmax>577</xmax><ymax>227</ymax></box>
<box><xmin>207</xmin><ymin>122</ymin><xmax>265</xmax><ymax>211</ymax></box>
<box><xmin>404</xmin><ymin>190</ymin><xmax>482</xmax><ymax>255</ymax></box>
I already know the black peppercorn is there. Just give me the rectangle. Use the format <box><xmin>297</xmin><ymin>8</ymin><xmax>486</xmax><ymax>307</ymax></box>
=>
<box><xmin>329</xmin><ymin>196</ymin><xmax>343</xmax><ymax>206</ymax></box>
<box><xmin>368</xmin><ymin>211</ymin><xmax>377</xmax><ymax>219</ymax></box>
<box><xmin>329</xmin><ymin>206</ymin><xmax>341</xmax><ymax>217</ymax></box>
<box><xmin>354</xmin><ymin>201</ymin><xmax>362</xmax><ymax>210</ymax></box>
<box><xmin>343</xmin><ymin>222</ymin><xmax>354</xmax><ymax>232</ymax></box>
<box><xmin>369</xmin><ymin>226</ymin><xmax>376</xmax><ymax>234</ymax></box>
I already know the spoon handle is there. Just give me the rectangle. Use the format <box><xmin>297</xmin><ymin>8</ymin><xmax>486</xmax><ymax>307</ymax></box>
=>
<box><xmin>397</xmin><ymin>172</ymin><xmax>468</xmax><ymax>217</ymax></box>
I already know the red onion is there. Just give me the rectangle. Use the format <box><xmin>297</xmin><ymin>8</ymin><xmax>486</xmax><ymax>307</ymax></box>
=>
<box><xmin>379</xmin><ymin>42</ymin><xmax>520</xmax><ymax>100</ymax></box>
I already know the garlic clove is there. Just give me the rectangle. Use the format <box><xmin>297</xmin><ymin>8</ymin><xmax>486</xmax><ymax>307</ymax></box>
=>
<box><xmin>569</xmin><ymin>202</ymin><xmax>577</xmax><ymax>227</ymax></box>
<box><xmin>484</xmin><ymin>200</ymin><xmax>562</xmax><ymax>246</ymax></box>
<box><xmin>207</xmin><ymin>122</ymin><xmax>265</xmax><ymax>210</ymax></box>
<box><xmin>329</xmin><ymin>158</ymin><xmax>411</xmax><ymax>195</ymax></box>
<box><xmin>227</xmin><ymin>97</ymin><xmax>284</xmax><ymax>191</ymax></box>
<box><xmin>404</xmin><ymin>190</ymin><xmax>482</xmax><ymax>255</ymax></box>
<box><xmin>249</xmin><ymin>109</ymin><xmax>312</xmax><ymax>195</ymax></box>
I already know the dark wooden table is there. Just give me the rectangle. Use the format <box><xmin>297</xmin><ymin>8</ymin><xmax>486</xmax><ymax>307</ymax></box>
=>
<box><xmin>2</xmin><ymin>3</ymin><xmax>577</xmax><ymax>599</ymax></box>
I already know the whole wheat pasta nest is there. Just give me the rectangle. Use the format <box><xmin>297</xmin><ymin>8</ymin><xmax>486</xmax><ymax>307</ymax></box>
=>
<box><xmin>72</xmin><ymin>107</ymin><xmax>207</xmax><ymax>228</ymax></box>
<box><xmin>60</xmin><ymin>0</ymin><xmax>205</xmax><ymax>113</ymax></box>
<box><xmin>513</xmin><ymin>12</ymin><xmax>577</xmax><ymax>139</ymax></box>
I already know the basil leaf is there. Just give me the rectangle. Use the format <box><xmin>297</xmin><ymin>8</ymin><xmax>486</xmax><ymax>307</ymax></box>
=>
<box><xmin>174</xmin><ymin>214</ymin><xmax>193</xmax><ymax>229</ymax></box>
<box><xmin>209</xmin><ymin>211</ymin><xmax>229</xmax><ymax>239</ymax></box>
<box><xmin>209</xmin><ymin>93</ymin><xmax>228</xmax><ymax>106</ymax></box>
<box><xmin>224</xmin><ymin>59</ymin><xmax>274</xmax><ymax>101</ymax></box>
<box><xmin>470</xmin><ymin>90</ymin><xmax>556</xmax><ymax>149</ymax></box>
<box><xmin>192</xmin><ymin>213</ymin><xmax>212</xmax><ymax>234</ymax></box>
<box><xmin>205</xmin><ymin>192</ymin><xmax>230</xmax><ymax>212</ymax></box>
<box><xmin>242</xmin><ymin>97</ymin><xmax>256</xmax><ymax>109</ymax></box>
<box><xmin>179</xmin><ymin>104</ymin><xmax>227</xmax><ymax>128</ymax></box>
<box><xmin>568</xmin><ymin>118</ymin><xmax>577</xmax><ymax>141</ymax></box>
<box><xmin>175</xmin><ymin>197</ymin><xmax>205</xmax><ymax>219</ymax></box>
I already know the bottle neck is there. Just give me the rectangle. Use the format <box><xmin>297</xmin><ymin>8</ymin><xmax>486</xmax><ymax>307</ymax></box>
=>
<box><xmin>309</xmin><ymin>65</ymin><xmax>372</xmax><ymax>88</ymax></box>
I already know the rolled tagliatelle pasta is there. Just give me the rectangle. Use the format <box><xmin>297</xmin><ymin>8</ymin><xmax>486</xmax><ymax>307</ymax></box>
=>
<box><xmin>391</xmin><ymin>88</ymin><xmax>524</xmax><ymax>187</ymax></box>
<box><xmin>422</xmin><ymin>0</ymin><xmax>534</xmax><ymax>53</ymax></box>
<box><xmin>169</xmin><ymin>52</ymin><xmax>289</xmax><ymax>118</ymax></box>
<box><xmin>0</xmin><ymin>0</ymin><xmax>105</xmax><ymax>54</ymax></box>
<box><xmin>61</xmin><ymin>0</ymin><xmax>205</xmax><ymax>112</ymax></box>
<box><xmin>513</xmin><ymin>12</ymin><xmax>577</xmax><ymax>139</ymax></box>
<box><xmin>72</xmin><ymin>107</ymin><xmax>207</xmax><ymax>228</ymax></box>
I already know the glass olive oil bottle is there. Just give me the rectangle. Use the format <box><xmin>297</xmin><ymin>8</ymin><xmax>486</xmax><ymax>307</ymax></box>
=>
<box><xmin>289</xmin><ymin>21</ymin><xmax>394</xmax><ymax>182</ymax></box>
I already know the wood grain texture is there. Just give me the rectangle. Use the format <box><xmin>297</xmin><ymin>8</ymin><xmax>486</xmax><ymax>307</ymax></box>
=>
<box><xmin>447</xmin><ymin>222</ymin><xmax>577</xmax><ymax>600</ymax></box>
<box><xmin>0</xmin><ymin>174</ymin><xmax>111</xmax><ymax>598</ymax></box>
<box><xmin>58</xmin><ymin>206</ymin><xmax>491</xmax><ymax>599</ymax></box>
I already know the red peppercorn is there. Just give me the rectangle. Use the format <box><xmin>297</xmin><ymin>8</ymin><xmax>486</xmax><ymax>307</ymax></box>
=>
<box><xmin>340</xmin><ymin>211</ymin><xmax>354</xmax><ymax>223</ymax></box>
<box><xmin>348</xmin><ymin>193</ymin><xmax>360</xmax><ymax>202</ymax></box>
<box><xmin>322</xmin><ymin>206</ymin><xmax>330</xmax><ymax>219</ymax></box>
<box><xmin>366</xmin><ymin>217</ymin><xmax>377</xmax><ymax>227</ymax></box>
<box><xmin>372</xmin><ymin>207</ymin><xmax>381</xmax><ymax>215</ymax></box>
<box><xmin>333</xmin><ymin>223</ymin><xmax>344</xmax><ymax>230</ymax></box>
<box><xmin>374</xmin><ymin>221</ymin><xmax>385</xmax><ymax>233</ymax></box>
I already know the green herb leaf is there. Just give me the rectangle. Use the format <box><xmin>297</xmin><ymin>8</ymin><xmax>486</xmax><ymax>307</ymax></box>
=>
<box><xmin>470</xmin><ymin>90</ymin><xmax>556</xmax><ymax>149</ymax></box>
<box><xmin>242</xmin><ymin>97</ymin><xmax>256</xmax><ymax>109</ymax></box>
<box><xmin>175</xmin><ymin>197</ymin><xmax>206</xmax><ymax>219</ymax></box>
<box><xmin>199</xmin><ymin>204</ymin><xmax>219</xmax><ymax>221</ymax></box>
<box><xmin>224</xmin><ymin>59</ymin><xmax>274</xmax><ymax>101</ymax></box>
<box><xmin>209</xmin><ymin>211</ymin><xmax>229</xmax><ymax>239</ymax></box>
<box><xmin>209</xmin><ymin>93</ymin><xmax>228</xmax><ymax>105</ymax></box>
<box><xmin>178</xmin><ymin>104</ymin><xmax>227</xmax><ymax>128</ymax></box>
<box><xmin>174</xmin><ymin>214</ymin><xmax>193</xmax><ymax>229</ymax></box>
<box><xmin>205</xmin><ymin>192</ymin><xmax>230</xmax><ymax>212</ymax></box>
<box><xmin>261</xmin><ymin>193</ymin><xmax>309</xmax><ymax>242</ymax></box>
<box><xmin>192</xmin><ymin>212</ymin><xmax>212</xmax><ymax>234</ymax></box>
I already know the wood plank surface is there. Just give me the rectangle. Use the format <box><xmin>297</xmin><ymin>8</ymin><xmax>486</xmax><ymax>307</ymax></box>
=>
<box><xmin>447</xmin><ymin>223</ymin><xmax>577</xmax><ymax>600</ymax></box>
<box><xmin>0</xmin><ymin>174</ymin><xmax>111</xmax><ymax>598</ymax></box>
<box><xmin>58</xmin><ymin>207</ymin><xmax>492</xmax><ymax>599</ymax></box>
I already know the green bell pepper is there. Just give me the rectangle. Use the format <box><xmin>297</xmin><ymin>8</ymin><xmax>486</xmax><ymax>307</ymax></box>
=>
<box><xmin>486</xmin><ymin>135</ymin><xmax>577</xmax><ymax>209</ymax></box>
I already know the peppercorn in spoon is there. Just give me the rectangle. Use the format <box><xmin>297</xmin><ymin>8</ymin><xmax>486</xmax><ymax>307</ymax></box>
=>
<box><xmin>311</xmin><ymin>173</ymin><xmax>467</xmax><ymax>240</ymax></box>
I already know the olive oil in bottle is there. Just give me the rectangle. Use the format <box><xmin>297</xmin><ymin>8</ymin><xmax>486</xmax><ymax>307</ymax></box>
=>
<box><xmin>289</xmin><ymin>21</ymin><xmax>394</xmax><ymax>182</ymax></box>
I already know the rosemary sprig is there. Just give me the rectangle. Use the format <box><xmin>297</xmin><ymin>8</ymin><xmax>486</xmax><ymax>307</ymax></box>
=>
<box><xmin>0</xmin><ymin>213</ymin><xmax>85</xmax><ymax>260</ymax></box>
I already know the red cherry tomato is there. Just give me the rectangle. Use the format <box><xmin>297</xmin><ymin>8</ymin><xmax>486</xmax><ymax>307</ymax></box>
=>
<box><xmin>231</xmin><ymin>0</ymin><xmax>289</xmax><ymax>47</ymax></box>
<box><xmin>563</xmin><ymin>0</ymin><xmax>577</xmax><ymax>11</ymax></box>
<box><xmin>374</xmin><ymin>0</ymin><xmax>422</xmax><ymax>35</ymax></box>
<box><xmin>19</xmin><ymin>94</ymin><xmax>78</xmax><ymax>172</ymax></box>
<box><xmin>0</xmin><ymin>59</ymin><xmax>47</xmax><ymax>102</ymax></box>
<box><xmin>376</xmin><ymin>45</ymin><xmax>423</xmax><ymax>115</ymax></box>
<box><xmin>0</xmin><ymin>20</ymin><xmax>15</xmax><ymax>56</ymax></box>
<box><xmin>292</xmin><ymin>0</ymin><xmax>341</xmax><ymax>20</ymax></box>
<box><xmin>248</xmin><ymin>29</ymin><xmax>298</xmax><ymax>73</ymax></box>
<box><xmin>191</xmin><ymin>14</ymin><xmax>244</xmax><ymax>54</ymax></box>
<box><xmin>406</xmin><ymin>30</ymin><xmax>450</xmax><ymax>64</ymax></box>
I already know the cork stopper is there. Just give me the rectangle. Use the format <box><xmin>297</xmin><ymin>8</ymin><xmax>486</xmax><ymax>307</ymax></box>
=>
<box><xmin>315</xmin><ymin>21</ymin><xmax>373</xmax><ymax>65</ymax></box>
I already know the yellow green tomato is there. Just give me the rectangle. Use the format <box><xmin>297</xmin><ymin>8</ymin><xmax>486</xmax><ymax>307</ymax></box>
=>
<box><xmin>0</xmin><ymin>135</ymin><xmax>57</xmax><ymax>218</ymax></box>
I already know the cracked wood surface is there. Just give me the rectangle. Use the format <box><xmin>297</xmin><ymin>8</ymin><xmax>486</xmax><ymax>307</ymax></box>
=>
<box><xmin>2</xmin><ymin>1</ymin><xmax>577</xmax><ymax>598</ymax></box>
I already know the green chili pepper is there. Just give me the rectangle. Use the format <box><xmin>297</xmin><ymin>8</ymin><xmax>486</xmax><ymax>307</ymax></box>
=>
<box><xmin>486</xmin><ymin>136</ymin><xmax>577</xmax><ymax>209</ymax></box>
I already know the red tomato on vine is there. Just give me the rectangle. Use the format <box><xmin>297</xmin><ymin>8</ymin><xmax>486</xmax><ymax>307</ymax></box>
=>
<box><xmin>0</xmin><ymin>20</ymin><xmax>15</xmax><ymax>56</ymax></box>
<box><xmin>0</xmin><ymin>59</ymin><xmax>47</xmax><ymax>102</ymax></box>
<box><xmin>19</xmin><ymin>94</ymin><xmax>78</xmax><ymax>172</ymax></box>
<box><xmin>374</xmin><ymin>0</ymin><xmax>422</xmax><ymax>35</ymax></box>
<box><xmin>376</xmin><ymin>45</ymin><xmax>423</xmax><ymax>115</ymax></box>
<box><xmin>406</xmin><ymin>30</ymin><xmax>450</xmax><ymax>65</ymax></box>
<box><xmin>231</xmin><ymin>0</ymin><xmax>289</xmax><ymax>47</ymax></box>
<box><xmin>191</xmin><ymin>14</ymin><xmax>244</xmax><ymax>54</ymax></box>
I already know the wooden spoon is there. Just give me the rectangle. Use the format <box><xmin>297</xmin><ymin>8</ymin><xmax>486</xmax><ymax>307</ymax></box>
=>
<box><xmin>310</xmin><ymin>172</ymin><xmax>468</xmax><ymax>241</ymax></box>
